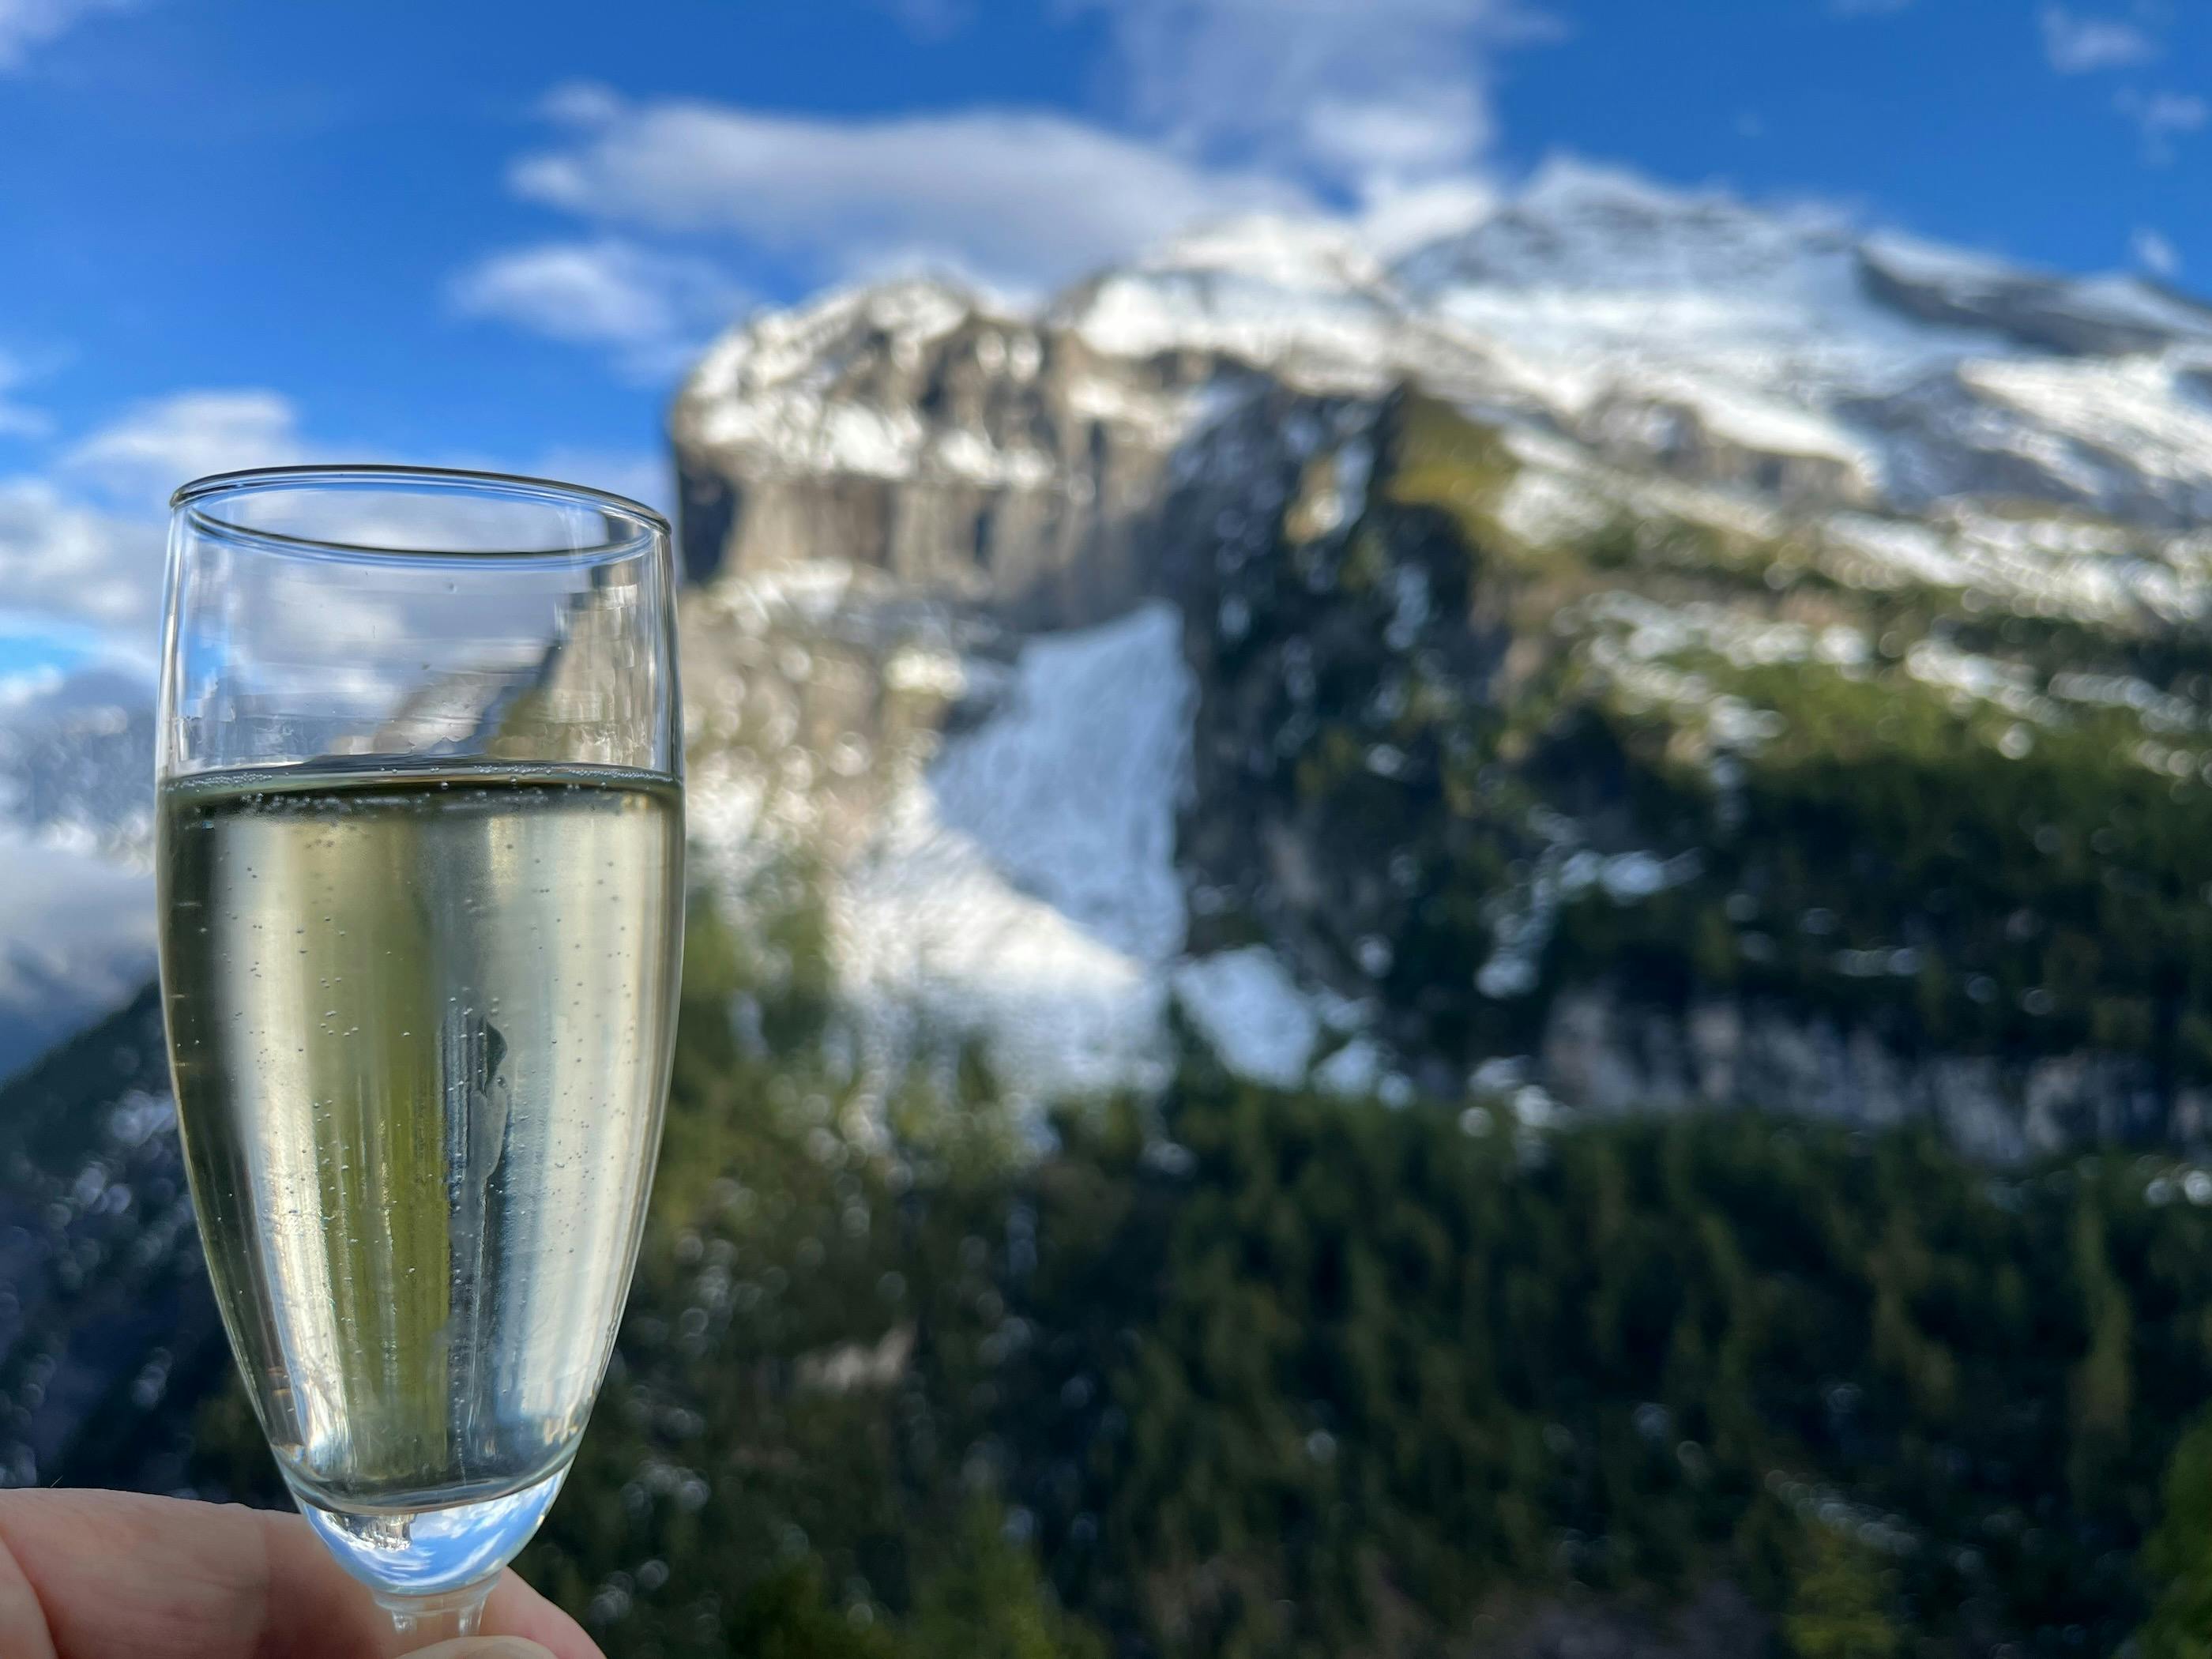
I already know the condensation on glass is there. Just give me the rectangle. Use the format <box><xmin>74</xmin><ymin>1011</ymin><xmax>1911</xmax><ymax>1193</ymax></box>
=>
<box><xmin>156</xmin><ymin>467</ymin><xmax>683</xmax><ymax>1645</ymax></box>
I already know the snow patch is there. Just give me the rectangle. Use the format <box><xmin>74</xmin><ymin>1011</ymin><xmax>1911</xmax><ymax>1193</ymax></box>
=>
<box><xmin>698</xmin><ymin>393</ymin><xmax>924</xmax><ymax>480</ymax></box>
<box><xmin>695</xmin><ymin>277</ymin><xmax>978</xmax><ymax>401</ymax></box>
<box><xmin>929</xmin><ymin>427</ymin><xmax>1059</xmax><ymax>489</ymax></box>
<box><xmin>1172</xmin><ymin>947</ymin><xmax>1321</xmax><ymax>1089</ymax></box>
<box><xmin>1579</xmin><ymin>591</ymin><xmax>1869</xmax><ymax>671</ymax></box>
<box><xmin>1063</xmin><ymin>272</ymin><xmax>1411</xmax><ymax>390</ymax></box>
<box><xmin>835</xmin><ymin>604</ymin><xmax>1195</xmax><ymax>1100</ymax></box>
<box><xmin>1858</xmin><ymin>233</ymin><xmax>2016</xmax><ymax>294</ymax></box>
<box><xmin>1142</xmin><ymin>215</ymin><xmax>1389</xmax><ymax>293</ymax></box>
<box><xmin>1063</xmin><ymin>374</ymin><xmax>1209</xmax><ymax>450</ymax></box>
<box><xmin>1494</xmin><ymin>466</ymin><xmax>1612</xmax><ymax>547</ymax></box>
<box><xmin>1313</xmin><ymin>1038</ymin><xmax>1388</xmax><ymax>1097</ymax></box>
<box><xmin>1963</xmin><ymin>357</ymin><xmax>2212</xmax><ymax>504</ymax></box>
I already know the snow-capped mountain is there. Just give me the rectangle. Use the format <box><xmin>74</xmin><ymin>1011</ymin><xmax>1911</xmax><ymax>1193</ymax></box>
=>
<box><xmin>671</xmin><ymin>163</ymin><xmax>2212</xmax><ymax>1153</ymax></box>
<box><xmin>11</xmin><ymin>160</ymin><xmax>2212</xmax><ymax>1143</ymax></box>
<box><xmin>678</xmin><ymin>159</ymin><xmax>2212</xmax><ymax>572</ymax></box>
<box><xmin>0</xmin><ymin>666</ymin><xmax>156</xmax><ymax>1081</ymax></box>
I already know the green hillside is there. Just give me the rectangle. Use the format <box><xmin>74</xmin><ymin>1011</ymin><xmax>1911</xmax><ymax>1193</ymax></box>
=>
<box><xmin>182</xmin><ymin>890</ymin><xmax>2212</xmax><ymax>1656</ymax></box>
<box><xmin>1176</xmin><ymin>389</ymin><xmax>2212</xmax><ymax>1135</ymax></box>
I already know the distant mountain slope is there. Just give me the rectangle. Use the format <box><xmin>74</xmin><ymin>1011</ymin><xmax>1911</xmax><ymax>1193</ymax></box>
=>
<box><xmin>0</xmin><ymin>667</ymin><xmax>155</xmax><ymax>1081</ymax></box>
<box><xmin>0</xmin><ymin>983</ymin><xmax>222</xmax><ymax>1493</ymax></box>
<box><xmin>671</xmin><ymin>164</ymin><xmax>2212</xmax><ymax>1153</ymax></box>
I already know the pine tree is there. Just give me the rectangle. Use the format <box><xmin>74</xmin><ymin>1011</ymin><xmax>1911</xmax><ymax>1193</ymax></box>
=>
<box><xmin>2135</xmin><ymin>1415</ymin><xmax>2212</xmax><ymax>1659</ymax></box>
<box><xmin>905</xmin><ymin>1502</ymin><xmax>1107</xmax><ymax>1659</ymax></box>
<box><xmin>2067</xmin><ymin>1197</ymin><xmax>2133</xmax><ymax>1505</ymax></box>
<box><xmin>724</xmin><ymin>1566</ymin><xmax>897</xmax><ymax>1659</ymax></box>
<box><xmin>1782</xmin><ymin>1526</ymin><xmax>1901</xmax><ymax>1659</ymax></box>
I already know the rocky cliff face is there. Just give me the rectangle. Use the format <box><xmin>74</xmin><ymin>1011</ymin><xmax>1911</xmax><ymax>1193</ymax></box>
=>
<box><xmin>672</xmin><ymin>279</ymin><xmax>1206</xmax><ymax>630</ymax></box>
<box><xmin>1157</xmin><ymin>378</ymin><xmax>2212</xmax><ymax>1161</ymax></box>
<box><xmin>668</xmin><ymin>160</ymin><xmax>2212</xmax><ymax>1156</ymax></box>
<box><xmin>667</xmin><ymin>216</ymin><xmax>1507</xmax><ymax>624</ymax></box>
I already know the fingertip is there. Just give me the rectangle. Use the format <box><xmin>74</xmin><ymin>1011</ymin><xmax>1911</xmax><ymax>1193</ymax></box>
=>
<box><xmin>481</xmin><ymin>1566</ymin><xmax>603</xmax><ymax>1659</ymax></box>
<box><xmin>408</xmin><ymin>1641</ymin><xmax>558</xmax><ymax>1659</ymax></box>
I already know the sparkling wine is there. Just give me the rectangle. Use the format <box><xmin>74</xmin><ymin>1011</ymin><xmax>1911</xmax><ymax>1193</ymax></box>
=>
<box><xmin>158</xmin><ymin>762</ymin><xmax>682</xmax><ymax>1585</ymax></box>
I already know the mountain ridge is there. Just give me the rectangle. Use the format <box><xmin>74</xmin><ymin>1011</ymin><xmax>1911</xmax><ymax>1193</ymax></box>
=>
<box><xmin>668</xmin><ymin>165</ymin><xmax>2212</xmax><ymax>1154</ymax></box>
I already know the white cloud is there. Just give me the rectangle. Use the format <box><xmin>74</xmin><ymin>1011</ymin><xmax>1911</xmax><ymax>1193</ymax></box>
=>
<box><xmin>2040</xmin><ymin>6</ymin><xmax>2158</xmax><ymax>73</ymax></box>
<box><xmin>2133</xmin><ymin>226</ymin><xmax>2180</xmax><ymax>278</ymax></box>
<box><xmin>475</xmin><ymin>1</ymin><xmax>1554</xmax><ymax>368</ymax></box>
<box><xmin>4</xmin><ymin>391</ymin><xmax>659</xmax><ymax>682</ymax></box>
<box><xmin>496</xmin><ymin>1</ymin><xmax>1553</xmax><ymax>306</ymax></box>
<box><xmin>510</xmin><ymin>88</ymin><xmax>1309</xmax><ymax>293</ymax></box>
<box><xmin>0</xmin><ymin>0</ymin><xmax>137</xmax><ymax>70</ymax></box>
<box><xmin>0</xmin><ymin>478</ymin><xmax>161</xmax><ymax>629</ymax></box>
<box><xmin>0</xmin><ymin>390</ymin><xmax>329</xmax><ymax>654</ymax></box>
<box><xmin>2116</xmin><ymin>87</ymin><xmax>2208</xmax><ymax>163</ymax></box>
<box><xmin>520</xmin><ymin>448</ymin><xmax>671</xmax><ymax>514</ymax></box>
<box><xmin>1303</xmin><ymin>86</ymin><xmax>1491</xmax><ymax>182</ymax></box>
<box><xmin>1071</xmin><ymin>0</ymin><xmax>1547</xmax><ymax>198</ymax></box>
<box><xmin>450</xmin><ymin>239</ymin><xmax>746</xmax><ymax>376</ymax></box>
<box><xmin>64</xmin><ymin>389</ymin><xmax>309</xmax><ymax>507</ymax></box>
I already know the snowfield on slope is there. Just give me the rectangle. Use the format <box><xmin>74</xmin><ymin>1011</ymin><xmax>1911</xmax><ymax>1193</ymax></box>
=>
<box><xmin>1171</xmin><ymin>946</ymin><xmax>1321</xmax><ymax>1090</ymax></box>
<box><xmin>834</xmin><ymin>603</ymin><xmax>1195</xmax><ymax>1101</ymax></box>
<box><xmin>818</xmin><ymin>600</ymin><xmax>1375</xmax><ymax>1102</ymax></box>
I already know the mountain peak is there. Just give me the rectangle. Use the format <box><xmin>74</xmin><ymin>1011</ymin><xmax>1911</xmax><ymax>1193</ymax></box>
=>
<box><xmin>1517</xmin><ymin>155</ymin><xmax>1732</xmax><ymax>218</ymax></box>
<box><xmin>1135</xmin><ymin>213</ymin><xmax>1389</xmax><ymax>294</ymax></box>
<box><xmin>1860</xmin><ymin>235</ymin><xmax>2212</xmax><ymax>359</ymax></box>
<box><xmin>1394</xmin><ymin>159</ymin><xmax>1855</xmax><ymax>303</ymax></box>
<box><xmin>688</xmin><ymin>273</ymin><xmax>994</xmax><ymax>404</ymax></box>
<box><xmin>669</xmin><ymin>155</ymin><xmax>2212</xmax><ymax>560</ymax></box>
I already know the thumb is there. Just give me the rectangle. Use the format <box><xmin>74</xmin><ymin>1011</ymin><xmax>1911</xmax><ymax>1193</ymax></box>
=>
<box><xmin>410</xmin><ymin>1642</ymin><xmax>559</xmax><ymax>1659</ymax></box>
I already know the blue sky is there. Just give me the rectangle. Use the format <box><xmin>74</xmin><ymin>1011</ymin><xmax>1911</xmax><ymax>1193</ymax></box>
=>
<box><xmin>0</xmin><ymin>0</ymin><xmax>2204</xmax><ymax>675</ymax></box>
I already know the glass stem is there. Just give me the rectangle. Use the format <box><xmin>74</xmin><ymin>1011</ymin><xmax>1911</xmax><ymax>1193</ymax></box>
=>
<box><xmin>377</xmin><ymin>1582</ymin><xmax>494</xmax><ymax>1650</ymax></box>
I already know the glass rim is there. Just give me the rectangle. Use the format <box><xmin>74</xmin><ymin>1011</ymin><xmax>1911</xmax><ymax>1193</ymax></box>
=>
<box><xmin>170</xmin><ymin>463</ymin><xmax>673</xmax><ymax>559</ymax></box>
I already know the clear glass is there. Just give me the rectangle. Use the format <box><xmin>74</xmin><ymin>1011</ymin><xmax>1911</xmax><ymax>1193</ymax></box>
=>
<box><xmin>155</xmin><ymin>466</ymin><xmax>684</xmax><ymax>1646</ymax></box>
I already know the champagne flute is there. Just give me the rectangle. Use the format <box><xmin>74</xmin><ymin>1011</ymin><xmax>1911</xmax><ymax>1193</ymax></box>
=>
<box><xmin>156</xmin><ymin>466</ymin><xmax>684</xmax><ymax>1647</ymax></box>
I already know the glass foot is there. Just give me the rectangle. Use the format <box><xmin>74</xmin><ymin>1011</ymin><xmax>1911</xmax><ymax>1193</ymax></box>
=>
<box><xmin>378</xmin><ymin>1581</ymin><xmax>493</xmax><ymax>1649</ymax></box>
<box><xmin>291</xmin><ymin>1463</ymin><xmax>569</xmax><ymax>1601</ymax></box>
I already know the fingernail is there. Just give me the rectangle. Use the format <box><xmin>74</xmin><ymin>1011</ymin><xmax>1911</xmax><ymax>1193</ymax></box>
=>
<box><xmin>408</xmin><ymin>1639</ymin><xmax>558</xmax><ymax>1659</ymax></box>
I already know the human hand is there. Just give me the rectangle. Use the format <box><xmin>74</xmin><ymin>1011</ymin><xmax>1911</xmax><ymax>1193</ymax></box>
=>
<box><xmin>0</xmin><ymin>1488</ymin><xmax>601</xmax><ymax>1659</ymax></box>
